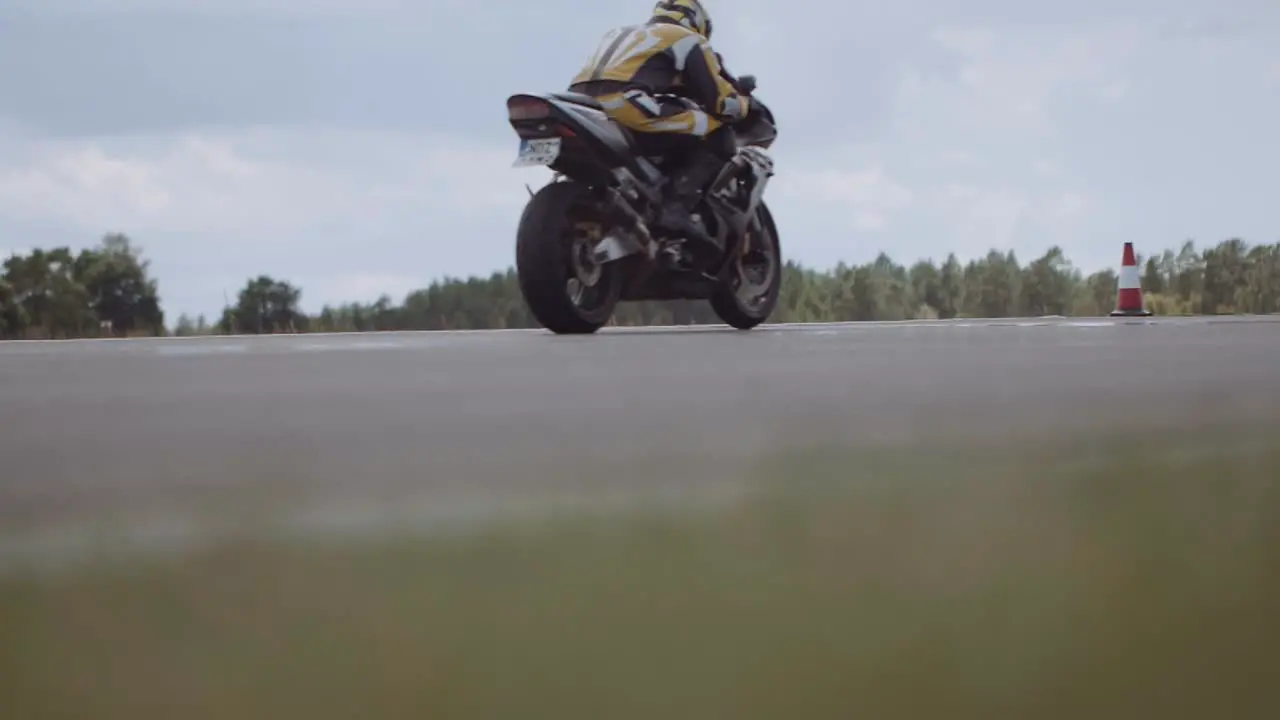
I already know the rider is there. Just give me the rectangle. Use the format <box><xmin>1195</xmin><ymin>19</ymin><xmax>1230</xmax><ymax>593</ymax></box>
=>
<box><xmin>567</xmin><ymin>0</ymin><xmax>750</xmax><ymax>257</ymax></box>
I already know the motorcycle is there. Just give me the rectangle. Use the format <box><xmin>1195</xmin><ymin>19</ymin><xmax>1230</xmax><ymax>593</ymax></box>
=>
<box><xmin>504</xmin><ymin>76</ymin><xmax>781</xmax><ymax>334</ymax></box>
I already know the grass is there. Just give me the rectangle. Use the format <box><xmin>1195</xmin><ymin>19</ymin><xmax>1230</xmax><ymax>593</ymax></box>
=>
<box><xmin>3</xmin><ymin>428</ymin><xmax>1279</xmax><ymax>719</ymax></box>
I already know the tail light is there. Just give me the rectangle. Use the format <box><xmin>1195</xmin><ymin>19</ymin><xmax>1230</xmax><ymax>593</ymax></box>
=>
<box><xmin>508</xmin><ymin>96</ymin><xmax>551</xmax><ymax>121</ymax></box>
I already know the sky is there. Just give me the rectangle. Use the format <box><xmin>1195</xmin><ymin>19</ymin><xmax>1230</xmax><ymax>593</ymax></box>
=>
<box><xmin>1</xmin><ymin>0</ymin><xmax>1277</xmax><ymax>320</ymax></box>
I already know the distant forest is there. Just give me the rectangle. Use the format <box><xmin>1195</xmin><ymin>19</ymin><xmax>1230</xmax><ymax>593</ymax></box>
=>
<box><xmin>2</xmin><ymin>233</ymin><xmax>1276</xmax><ymax>339</ymax></box>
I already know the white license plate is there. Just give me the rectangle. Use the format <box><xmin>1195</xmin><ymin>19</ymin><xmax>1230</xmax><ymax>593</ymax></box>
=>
<box><xmin>513</xmin><ymin>137</ymin><xmax>562</xmax><ymax>167</ymax></box>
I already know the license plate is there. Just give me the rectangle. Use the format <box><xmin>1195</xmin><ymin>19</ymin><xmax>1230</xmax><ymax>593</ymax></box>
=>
<box><xmin>513</xmin><ymin>137</ymin><xmax>562</xmax><ymax>167</ymax></box>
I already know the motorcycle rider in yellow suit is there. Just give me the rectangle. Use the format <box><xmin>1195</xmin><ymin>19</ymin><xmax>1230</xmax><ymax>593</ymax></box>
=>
<box><xmin>568</xmin><ymin>0</ymin><xmax>750</xmax><ymax>258</ymax></box>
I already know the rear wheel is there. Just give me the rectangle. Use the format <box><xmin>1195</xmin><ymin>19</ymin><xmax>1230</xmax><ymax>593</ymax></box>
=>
<box><xmin>709</xmin><ymin>201</ymin><xmax>782</xmax><ymax>330</ymax></box>
<box><xmin>516</xmin><ymin>180</ymin><xmax>623</xmax><ymax>334</ymax></box>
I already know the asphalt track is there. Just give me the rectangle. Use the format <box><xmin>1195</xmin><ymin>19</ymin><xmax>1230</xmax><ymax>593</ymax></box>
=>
<box><xmin>3</xmin><ymin>316</ymin><xmax>1280</xmax><ymax>568</ymax></box>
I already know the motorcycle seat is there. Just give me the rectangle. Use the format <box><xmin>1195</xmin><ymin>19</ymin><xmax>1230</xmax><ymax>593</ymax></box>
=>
<box><xmin>549</xmin><ymin>92</ymin><xmax>605</xmax><ymax>110</ymax></box>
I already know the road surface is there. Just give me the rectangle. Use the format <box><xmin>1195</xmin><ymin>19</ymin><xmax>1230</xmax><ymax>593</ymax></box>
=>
<box><xmin>3</xmin><ymin>316</ymin><xmax>1279</xmax><ymax>568</ymax></box>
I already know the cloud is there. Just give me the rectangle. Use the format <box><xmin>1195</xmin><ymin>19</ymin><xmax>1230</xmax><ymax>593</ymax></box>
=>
<box><xmin>769</xmin><ymin>20</ymin><xmax>1128</xmax><ymax>263</ymax></box>
<box><xmin>0</xmin><ymin>123</ymin><xmax>547</xmax><ymax>316</ymax></box>
<box><xmin>923</xmin><ymin>21</ymin><xmax>1150</xmax><ymax>133</ymax></box>
<box><xmin>774</xmin><ymin>10</ymin><xmax>1278</xmax><ymax>270</ymax></box>
<box><xmin>780</xmin><ymin>163</ymin><xmax>1093</xmax><ymax>265</ymax></box>
<box><xmin>781</xmin><ymin>167</ymin><xmax>915</xmax><ymax>233</ymax></box>
<box><xmin>2</xmin><ymin>0</ymin><xmax>443</xmax><ymax>16</ymax></box>
<box><xmin>0</xmin><ymin>128</ymin><xmax>514</xmax><ymax>234</ymax></box>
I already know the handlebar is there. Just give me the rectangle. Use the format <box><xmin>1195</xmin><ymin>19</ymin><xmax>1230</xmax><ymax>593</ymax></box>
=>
<box><xmin>712</xmin><ymin>51</ymin><xmax>757</xmax><ymax>95</ymax></box>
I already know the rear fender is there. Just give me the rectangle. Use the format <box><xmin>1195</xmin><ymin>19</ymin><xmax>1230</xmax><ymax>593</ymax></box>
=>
<box><xmin>552</xmin><ymin>100</ymin><xmax>666</xmax><ymax>192</ymax></box>
<box><xmin>507</xmin><ymin>94</ymin><xmax>663</xmax><ymax>191</ymax></box>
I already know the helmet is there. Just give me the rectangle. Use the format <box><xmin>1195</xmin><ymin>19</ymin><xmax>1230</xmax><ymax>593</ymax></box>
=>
<box><xmin>650</xmin><ymin>0</ymin><xmax>713</xmax><ymax>40</ymax></box>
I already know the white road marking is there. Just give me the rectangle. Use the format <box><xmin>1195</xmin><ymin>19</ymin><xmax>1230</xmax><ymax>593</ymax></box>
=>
<box><xmin>3</xmin><ymin>315</ymin><xmax>1278</xmax><ymax>357</ymax></box>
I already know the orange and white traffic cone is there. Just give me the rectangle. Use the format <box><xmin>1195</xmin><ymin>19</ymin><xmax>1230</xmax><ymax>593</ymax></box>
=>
<box><xmin>1109</xmin><ymin>241</ymin><xmax>1152</xmax><ymax>317</ymax></box>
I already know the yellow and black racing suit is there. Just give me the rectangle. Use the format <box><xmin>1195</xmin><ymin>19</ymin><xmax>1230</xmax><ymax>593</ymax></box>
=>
<box><xmin>566</xmin><ymin>19</ymin><xmax>752</xmax><ymax>252</ymax></box>
<box><xmin>568</xmin><ymin>20</ymin><xmax>749</xmax><ymax>140</ymax></box>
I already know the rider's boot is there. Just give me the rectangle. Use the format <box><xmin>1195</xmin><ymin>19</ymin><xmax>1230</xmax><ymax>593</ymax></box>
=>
<box><xmin>654</xmin><ymin>149</ymin><xmax>726</xmax><ymax>259</ymax></box>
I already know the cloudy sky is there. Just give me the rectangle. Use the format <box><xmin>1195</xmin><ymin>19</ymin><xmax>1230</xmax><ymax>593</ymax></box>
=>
<box><xmin>1</xmin><ymin>0</ymin><xmax>1276</xmax><ymax>319</ymax></box>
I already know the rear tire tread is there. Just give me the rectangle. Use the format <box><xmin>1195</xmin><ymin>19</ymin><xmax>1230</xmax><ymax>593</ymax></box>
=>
<box><xmin>515</xmin><ymin>181</ymin><xmax>620</xmax><ymax>335</ymax></box>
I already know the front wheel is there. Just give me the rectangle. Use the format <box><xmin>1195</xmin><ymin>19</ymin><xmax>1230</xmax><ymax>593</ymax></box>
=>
<box><xmin>515</xmin><ymin>180</ymin><xmax>623</xmax><ymax>334</ymax></box>
<box><xmin>709</xmin><ymin>201</ymin><xmax>783</xmax><ymax>330</ymax></box>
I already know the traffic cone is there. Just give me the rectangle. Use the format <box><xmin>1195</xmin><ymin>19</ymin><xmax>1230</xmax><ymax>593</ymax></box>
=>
<box><xmin>1109</xmin><ymin>241</ymin><xmax>1152</xmax><ymax>317</ymax></box>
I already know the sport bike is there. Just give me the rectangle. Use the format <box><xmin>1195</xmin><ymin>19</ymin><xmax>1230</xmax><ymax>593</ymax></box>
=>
<box><xmin>504</xmin><ymin>76</ymin><xmax>780</xmax><ymax>334</ymax></box>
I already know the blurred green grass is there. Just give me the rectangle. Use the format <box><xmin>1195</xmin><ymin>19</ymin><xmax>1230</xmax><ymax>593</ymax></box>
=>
<box><xmin>3</xmin><ymin>428</ymin><xmax>1279</xmax><ymax>719</ymax></box>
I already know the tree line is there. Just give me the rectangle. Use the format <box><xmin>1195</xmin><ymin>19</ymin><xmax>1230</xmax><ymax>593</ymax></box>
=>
<box><xmin>2</xmin><ymin>235</ymin><xmax>1277</xmax><ymax>340</ymax></box>
<box><xmin>1</xmin><ymin>234</ymin><xmax>165</xmax><ymax>340</ymax></box>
